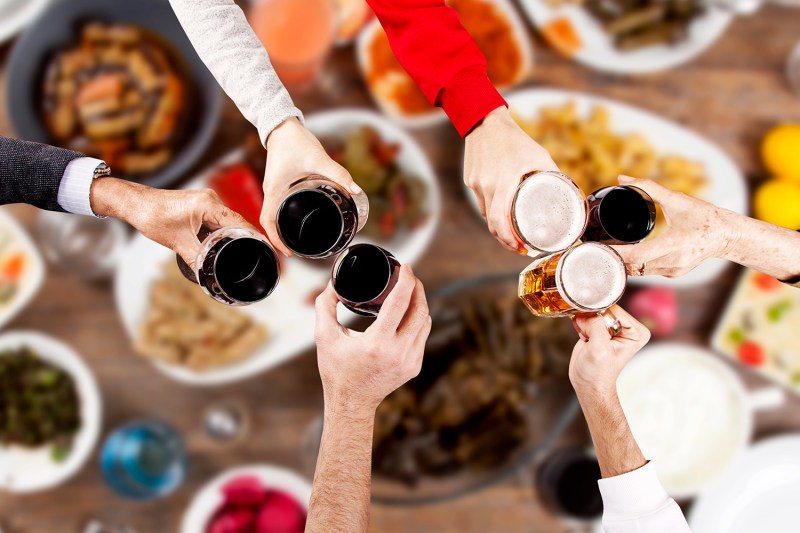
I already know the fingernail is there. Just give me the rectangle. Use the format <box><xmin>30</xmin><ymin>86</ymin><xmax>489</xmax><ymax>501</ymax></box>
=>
<box><xmin>618</xmin><ymin>175</ymin><xmax>634</xmax><ymax>183</ymax></box>
<box><xmin>350</xmin><ymin>183</ymin><xmax>363</xmax><ymax>194</ymax></box>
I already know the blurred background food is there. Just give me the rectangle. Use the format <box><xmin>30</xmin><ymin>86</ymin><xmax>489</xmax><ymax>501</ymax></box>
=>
<box><xmin>0</xmin><ymin>0</ymin><xmax>799</xmax><ymax>530</ymax></box>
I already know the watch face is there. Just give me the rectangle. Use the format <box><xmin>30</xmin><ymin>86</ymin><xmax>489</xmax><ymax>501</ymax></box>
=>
<box><xmin>94</xmin><ymin>163</ymin><xmax>111</xmax><ymax>178</ymax></box>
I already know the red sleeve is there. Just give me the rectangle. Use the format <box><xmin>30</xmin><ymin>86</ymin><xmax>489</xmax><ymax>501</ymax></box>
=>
<box><xmin>366</xmin><ymin>0</ymin><xmax>507</xmax><ymax>137</ymax></box>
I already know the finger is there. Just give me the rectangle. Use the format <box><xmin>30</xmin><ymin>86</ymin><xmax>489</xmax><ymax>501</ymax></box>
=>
<box><xmin>173</xmin><ymin>234</ymin><xmax>203</xmax><ymax>271</ymax></box>
<box><xmin>373</xmin><ymin>264</ymin><xmax>416</xmax><ymax>333</ymax></box>
<box><xmin>488</xmin><ymin>200</ymin><xmax>518</xmax><ymax>252</ymax></box>
<box><xmin>472</xmin><ymin>187</ymin><xmax>487</xmax><ymax>220</ymax></box>
<box><xmin>314</xmin><ymin>283</ymin><xmax>344</xmax><ymax>340</ymax></box>
<box><xmin>260</xmin><ymin>183</ymin><xmax>293</xmax><ymax>257</ymax></box>
<box><xmin>398</xmin><ymin>279</ymin><xmax>430</xmax><ymax>341</ymax></box>
<box><xmin>322</xmin><ymin>159</ymin><xmax>362</xmax><ymax>196</ymax></box>
<box><xmin>609</xmin><ymin>240</ymin><xmax>664</xmax><ymax>276</ymax></box>
<box><xmin>605</xmin><ymin>305</ymin><xmax>651</xmax><ymax>346</ymax></box>
<box><xmin>406</xmin><ymin>314</ymin><xmax>432</xmax><ymax>377</ymax></box>
<box><xmin>203</xmin><ymin>197</ymin><xmax>254</xmax><ymax>231</ymax></box>
<box><xmin>616</xmin><ymin>176</ymin><xmax>674</xmax><ymax>205</ymax></box>
<box><xmin>570</xmin><ymin>316</ymin><xmax>588</xmax><ymax>342</ymax></box>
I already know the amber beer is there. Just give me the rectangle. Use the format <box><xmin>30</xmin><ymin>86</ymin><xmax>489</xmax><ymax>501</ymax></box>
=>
<box><xmin>519</xmin><ymin>242</ymin><xmax>627</xmax><ymax>317</ymax></box>
<box><xmin>511</xmin><ymin>171</ymin><xmax>589</xmax><ymax>255</ymax></box>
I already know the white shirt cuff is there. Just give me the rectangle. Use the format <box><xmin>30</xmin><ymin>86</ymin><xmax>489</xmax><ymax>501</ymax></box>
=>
<box><xmin>598</xmin><ymin>462</ymin><xmax>672</xmax><ymax>520</ymax></box>
<box><xmin>58</xmin><ymin>157</ymin><xmax>105</xmax><ymax>217</ymax></box>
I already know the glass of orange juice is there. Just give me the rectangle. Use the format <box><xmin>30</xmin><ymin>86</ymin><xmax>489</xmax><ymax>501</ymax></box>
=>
<box><xmin>249</xmin><ymin>0</ymin><xmax>337</xmax><ymax>88</ymax></box>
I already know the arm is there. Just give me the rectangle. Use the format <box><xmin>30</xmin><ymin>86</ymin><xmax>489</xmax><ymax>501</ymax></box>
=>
<box><xmin>611</xmin><ymin>175</ymin><xmax>800</xmax><ymax>284</ymax></box>
<box><xmin>307</xmin><ymin>266</ymin><xmax>432</xmax><ymax>533</ymax></box>
<box><xmin>167</xmin><ymin>0</ymin><xmax>359</xmax><ymax>257</ymax></box>
<box><xmin>570</xmin><ymin>308</ymin><xmax>690</xmax><ymax>533</ymax></box>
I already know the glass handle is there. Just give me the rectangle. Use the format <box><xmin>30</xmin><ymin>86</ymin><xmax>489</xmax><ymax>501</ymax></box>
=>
<box><xmin>352</xmin><ymin>189</ymin><xmax>370</xmax><ymax>232</ymax></box>
<box><xmin>597</xmin><ymin>309</ymin><xmax>622</xmax><ymax>337</ymax></box>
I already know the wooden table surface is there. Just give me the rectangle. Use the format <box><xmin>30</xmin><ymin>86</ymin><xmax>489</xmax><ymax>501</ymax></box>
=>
<box><xmin>1</xmin><ymin>4</ymin><xmax>800</xmax><ymax>532</ymax></box>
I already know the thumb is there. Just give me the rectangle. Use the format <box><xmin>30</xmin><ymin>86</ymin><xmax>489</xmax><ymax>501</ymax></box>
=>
<box><xmin>323</xmin><ymin>160</ymin><xmax>362</xmax><ymax>196</ymax></box>
<box><xmin>173</xmin><ymin>233</ymin><xmax>203</xmax><ymax>271</ymax></box>
<box><xmin>617</xmin><ymin>176</ymin><xmax>673</xmax><ymax>205</ymax></box>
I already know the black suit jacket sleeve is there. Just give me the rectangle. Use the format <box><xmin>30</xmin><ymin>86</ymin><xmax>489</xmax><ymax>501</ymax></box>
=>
<box><xmin>0</xmin><ymin>136</ymin><xmax>87</xmax><ymax>212</ymax></box>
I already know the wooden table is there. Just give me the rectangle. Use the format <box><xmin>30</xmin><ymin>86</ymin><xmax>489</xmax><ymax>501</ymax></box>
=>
<box><xmin>1</xmin><ymin>5</ymin><xmax>800</xmax><ymax>532</ymax></box>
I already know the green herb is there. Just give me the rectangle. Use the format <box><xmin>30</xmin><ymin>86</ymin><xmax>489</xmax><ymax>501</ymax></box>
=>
<box><xmin>728</xmin><ymin>328</ymin><xmax>746</xmax><ymax>344</ymax></box>
<box><xmin>793</xmin><ymin>372</ymin><xmax>800</xmax><ymax>387</ymax></box>
<box><xmin>767</xmin><ymin>299</ymin><xmax>793</xmax><ymax>322</ymax></box>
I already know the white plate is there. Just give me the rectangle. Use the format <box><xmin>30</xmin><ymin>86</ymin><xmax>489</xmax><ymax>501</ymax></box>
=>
<box><xmin>181</xmin><ymin>464</ymin><xmax>312</xmax><ymax>533</ymax></box>
<box><xmin>0</xmin><ymin>207</ymin><xmax>46</xmax><ymax>330</ymax></box>
<box><xmin>356</xmin><ymin>0</ymin><xmax>534</xmax><ymax>129</ymax></box>
<box><xmin>690</xmin><ymin>434</ymin><xmax>800</xmax><ymax>533</ymax></box>
<box><xmin>468</xmin><ymin>88</ymin><xmax>747</xmax><ymax>288</ymax></box>
<box><xmin>0</xmin><ymin>0</ymin><xmax>51</xmax><ymax>44</ymax></box>
<box><xmin>517</xmin><ymin>0</ymin><xmax>732</xmax><ymax>74</ymax></box>
<box><xmin>305</xmin><ymin>108</ymin><xmax>442</xmax><ymax>266</ymax></box>
<box><xmin>0</xmin><ymin>331</ymin><xmax>102</xmax><ymax>493</ymax></box>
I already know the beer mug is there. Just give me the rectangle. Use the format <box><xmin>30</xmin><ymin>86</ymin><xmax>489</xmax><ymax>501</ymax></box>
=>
<box><xmin>510</xmin><ymin>170</ymin><xmax>589</xmax><ymax>257</ymax></box>
<box><xmin>582</xmin><ymin>185</ymin><xmax>656</xmax><ymax>245</ymax></box>
<box><xmin>177</xmin><ymin>226</ymin><xmax>281</xmax><ymax>306</ymax></box>
<box><xmin>277</xmin><ymin>175</ymin><xmax>369</xmax><ymax>259</ymax></box>
<box><xmin>332</xmin><ymin>244</ymin><xmax>400</xmax><ymax>317</ymax></box>
<box><xmin>518</xmin><ymin>242</ymin><xmax>625</xmax><ymax>335</ymax></box>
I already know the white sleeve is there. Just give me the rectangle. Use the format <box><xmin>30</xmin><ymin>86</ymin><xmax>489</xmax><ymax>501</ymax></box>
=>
<box><xmin>57</xmin><ymin>157</ymin><xmax>105</xmax><ymax>217</ymax></box>
<box><xmin>598</xmin><ymin>462</ymin><xmax>690</xmax><ymax>533</ymax></box>
<box><xmin>168</xmin><ymin>0</ymin><xmax>303</xmax><ymax>145</ymax></box>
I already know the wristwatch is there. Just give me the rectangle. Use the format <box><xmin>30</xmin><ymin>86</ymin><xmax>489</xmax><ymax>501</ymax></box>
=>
<box><xmin>93</xmin><ymin>162</ymin><xmax>111</xmax><ymax>179</ymax></box>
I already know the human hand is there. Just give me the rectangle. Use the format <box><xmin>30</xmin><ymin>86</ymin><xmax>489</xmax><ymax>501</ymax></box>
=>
<box><xmin>464</xmin><ymin>106</ymin><xmax>560</xmax><ymax>252</ymax></box>
<box><xmin>569</xmin><ymin>306</ymin><xmax>651</xmax><ymax>398</ymax></box>
<box><xmin>314</xmin><ymin>265</ymin><xmax>432</xmax><ymax>416</ymax></box>
<box><xmin>610</xmin><ymin>175</ymin><xmax>733</xmax><ymax>278</ymax></box>
<box><xmin>262</xmin><ymin>117</ymin><xmax>362</xmax><ymax>256</ymax></box>
<box><xmin>91</xmin><ymin>178</ymin><xmax>250</xmax><ymax>268</ymax></box>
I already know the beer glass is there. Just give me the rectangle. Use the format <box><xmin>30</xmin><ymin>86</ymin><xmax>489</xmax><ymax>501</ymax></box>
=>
<box><xmin>582</xmin><ymin>185</ymin><xmax>656</xmax><ymax>245</ymax></box>
<box><xmin>332</xmin><ymin>244</ymin><xmax>400</xmax><ymax>317</ymax></box>
<box><xmin>177</xmin><ymin>226</ymin><xmax>281</xmax><ymax>306</ymax></box>
<box><xmin>518</xmin><ymin>242</ymin><xmax>626</xmax><ymax>334</ymax></box>
<box><xmin>510</xmin><ymin>171</ymin><xmax>588</xmax><ymax>257</ymax></box>
<box><xmin>277</xmin><ymin>175</ymin><xmax>369</xmax><ymax>259</ymax></box>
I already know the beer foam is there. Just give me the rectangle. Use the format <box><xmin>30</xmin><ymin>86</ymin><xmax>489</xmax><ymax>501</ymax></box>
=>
<box><xmin>560</xmin><ymin>243</ymin><xmax>626</xmax><ymax>310</ymax></box>
<box><xmin>514</xmin><ymin>173</ymin><xmax>586</xmax><ymax>252</ymax></box>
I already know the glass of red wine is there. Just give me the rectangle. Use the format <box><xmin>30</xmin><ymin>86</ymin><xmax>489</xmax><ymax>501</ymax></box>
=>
<box><xmin>177</xmin><ymin>226</ymin><xmax>280</xmax><ymax>306</ymax></box>
<box><xmin>277</xmin><ymin>175</ymin><xmax>369</xmax><ymax>259</ymax></box>
<box><xmin>536</xmin><ymin>447</ymin><xmax>603</xmax><ymax>524</ymax></box>
<box><xmin>582</xmin><ymin>185</ymin><xmax>656</xmax><ymax>245</ymax></box>
<box><xmin>332</xmin><ymin>244</ymin><xmax>400</xmax><ymax>316</ymax></box>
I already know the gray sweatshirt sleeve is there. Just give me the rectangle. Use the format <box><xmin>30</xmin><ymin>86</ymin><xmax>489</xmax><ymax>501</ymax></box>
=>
<box><xmin>168</xmin><ymin>0</ymin><xmax>303</xmax><ymax>145</ymax></box>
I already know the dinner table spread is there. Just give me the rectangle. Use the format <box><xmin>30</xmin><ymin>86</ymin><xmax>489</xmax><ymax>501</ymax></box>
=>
<box><xmin>0</xmin><ymin>4</ymin><xmax>800</xmax><ymax>532</ymax></box>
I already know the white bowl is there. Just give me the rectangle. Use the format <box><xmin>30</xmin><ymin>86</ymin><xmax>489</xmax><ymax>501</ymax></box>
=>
<box><xmin>0</xmin><ymin>207</ymin><xmax>46</xmax><ymax>330</ymax></box>
<box><xmin>304</xmin><ymin>108</ymin><xmax>442</xmax><ymax>267</ymax></box>
<box><xmin>0</xmin><ymin>331</ymin><xmax>102</xmax><ymax>493</ymax></box>
<box><xmin>181</xmin><ymin>464</ymin><xmax>312</xmax><ymax>533</ymax></box>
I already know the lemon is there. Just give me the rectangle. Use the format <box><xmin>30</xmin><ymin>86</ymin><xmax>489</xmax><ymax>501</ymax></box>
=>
<box><xmin>754</xmin><ymin>179</ymin><xmax>800</xmax><ymax>229</ymax></box>
<box><xmin>762</xmin><ymin>124</ymin><xmax>800</xmax><ymax>183</ymax></box>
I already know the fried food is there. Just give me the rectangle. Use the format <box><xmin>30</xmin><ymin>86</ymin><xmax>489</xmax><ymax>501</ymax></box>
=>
<box><xmin>42</xmin><ymin>23</ymin><xmax>191</xmax><ymax>177</ymax></box>
<box><xmin>135</xmin><ymin>263</ymin><xmax>268</xmax><ymax>372</ymax></box>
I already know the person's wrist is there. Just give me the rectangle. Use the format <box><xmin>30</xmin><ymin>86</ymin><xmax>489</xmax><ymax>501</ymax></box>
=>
<box><xmin>90</xmin><ymin>177</ymin><xmax>129</xmax><ymax>220</ymax></box>
<box><xmin>572</xmin><ymin>376</ymin><xmax>618</xmax><ymax>405</ymax></box>
<box><xmin>266</xmin><ymin>117</ymin><xmax>303</xmax><ymax>151</ymax></box>
<box><xmin>322</xmin><ymin>386</ymin><xmax>379</xmax><ymax>422</ymax></box>
<box><xmin>714</xmin><ymin>207</ymin><xmax>743</xmax><ymax>261</ymax></box>
<box><xmin>470</xmin><ymin>105</ymin><xmax>512</xmax><ymax>136</ymax></box>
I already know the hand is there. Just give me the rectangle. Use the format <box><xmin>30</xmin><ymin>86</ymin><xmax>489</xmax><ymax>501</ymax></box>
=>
<box><xmin>569</xmin><ymin>306</ymin><xmax>651</xmax><ymax>398</ymax></box>
<box><xmin>262</xmin><ymin>118</ymin><xmax>362</xmax><ymax>256</ymax></box>
<box><xmin>464</xmin><ymin>106</ymin><xmax>560</xmax><ymax>252</ymax></box>
<box><xmin>314</xmin><ymin>265</ymin><xmax>432</xmax><ymax>416</ymax></box>
<box><xmin>91</xmin><ymin>178</ymin><xmax>250</xmax><ymax>268</ymax></box>
<box><xmin>610</xmin><ymin>175</ymin><xmax>733</xmax><ymax>278</ymax></box>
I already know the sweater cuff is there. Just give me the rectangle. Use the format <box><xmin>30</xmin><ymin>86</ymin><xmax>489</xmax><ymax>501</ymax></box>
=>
<box><xmin>438</xmin><ymin>66</ymin><xmax>507</xmax><ymax>138</ymax></box>
<box><xmin>597</xmin><ymin>462</ymin><xmax>672</xmax><ymax>521</ymax></box>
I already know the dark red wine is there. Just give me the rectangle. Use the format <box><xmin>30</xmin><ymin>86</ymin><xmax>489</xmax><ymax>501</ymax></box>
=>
<box><xmin>537</xmin><ymin>449</ymin><xmax>603</xmax><ymax>521</ymax></box>
<box><xmin>583</xmin><ymin>186</ymin><xmax>656</xmax><ymax>244</ymax></box>
<box><xmin>204</xmin><ymin>238</ymin><xmax>279</xmax><ymax>303</ymax></box>
<box><xmin>277</xmin><ymin>184</ymin><xmax>358</xmax><ymax>258</ymax></box>
<box><xmin>332</xmin><ymin>244</ymin><xmax>399</xmax><ymax>316</ymax></box>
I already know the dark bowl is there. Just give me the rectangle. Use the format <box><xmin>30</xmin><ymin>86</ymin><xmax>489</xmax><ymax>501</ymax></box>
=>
<box><xmin>5</xmin><ymin>0</ymin><xmax>223</xmax><ymax>188</ymax></box>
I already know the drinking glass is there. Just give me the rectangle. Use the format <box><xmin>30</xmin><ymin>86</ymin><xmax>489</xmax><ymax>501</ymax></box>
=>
<box><xmin>582</xmin><ymin>186</ymin><xmax>656</xmax><ymax>245</ymax></box>
<box><xmin>332</xmin><ymin>244</ymin><xmax>400</xmax><ymax>316</ymax></box>
<box><xmin>177</xmin><ymin>226</ymin><xmax>280</xmax><ymax>306</ymax></box>
<box><xmin>100</xmin><ymin>420</ymin><xmax>186</xmax><ymax>500</ymax></box>
<box><xmin>277</xmin><ymin>175</ymin><xmax>369</xmax><ymax>259</ymax></box>
<box><xmin>248</xmin><ymin>0</ymin><xmax>336</xmax><ymax>88</ymax></box>
<box><xmin>518</xmin><ymin>242</ymin><xmax>625</xmax><ymax>334</ymax></box>
<box><xmin>510</xmin><ymin>171</ymin><xmax>588</xmax><ymax>257</ymax></box>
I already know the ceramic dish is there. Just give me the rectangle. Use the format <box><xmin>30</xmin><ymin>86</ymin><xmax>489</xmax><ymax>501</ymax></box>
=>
<box><xmin>0</xmin><ymin>207</ymin><xmax>46</xmax><ymax>330</ymax></box>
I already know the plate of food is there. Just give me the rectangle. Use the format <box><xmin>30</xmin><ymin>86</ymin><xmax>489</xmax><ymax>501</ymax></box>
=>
<box><xmin>518</xmin><ymin>0</ymin><xmax>732</xmax><ymax>74</ymax></box>
<box><xmin>5</xmin><ymin>0</ymin><xmax>223</xmax><ymax>188</ymax></box>
<box><xmin>356</xmin><ymin>0</ymin><xmax>533</xmax><ymax>129</ymax></box>
<box><xmin>711</xmin><ymin>269</ymin><xmax>800</xmax><ymax>395</ymax></box>
<box><xmin>0</xmin><ymin>207</ymin><xmax>46</xmax><ymax>330</ymax></box>
<box><xmin>0</xmin><ymin>0</ymin><xmax>51</xmax><ymax>44</ymax></box>
<box><xmin>366</xmin><ymin>274</ymin><xmax>578</xmax><ymax>504</ymax></box>
<box><xmin>0</xmin><ymin>331</ymin><xmax>102</xmax><ymax>493</ymax></box>
<box><xmin>181</xmin><ymin>464</ymin><xmax>311</xmax><ymax>533</ymax></box>
<box><xmin>306</xmin><ymin>109</ymin><xmax>441</xmax><ymax>265</ymax></box>
<box><xmin>465</xmin><ymin>88</ymin><xmax>747</xmax><ymax>287</ymax></box>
